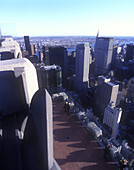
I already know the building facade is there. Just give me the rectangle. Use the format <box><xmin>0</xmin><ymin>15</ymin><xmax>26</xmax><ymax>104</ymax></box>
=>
<box><xmin>40</xmin><ymin>65</ymin><xmax>62</xmax><ymax>94</ymax></box>
<box><xmin>48</xmin><ymin>46</ymin><xmax>68</xmax><ymax>87</ymax></box>
<box><xmin>103</xmin><ymin>102</ymin><xmax>122</xmax><ymax>139</ymax></box>
<box><xmin>95</xmin><ymin>77</ymin><xmax>119</xmax><ymax>118</ymax></box>
<box><xmin>24</xmin><ymin>36</ymin><xmax>31</xmax><ymax>55</ymax></box>
<box><xmin>94</xmin><ymin>37</ymin><xmax>113</xmax><ymax>76</ymax></box>
<box><xmin>75</xmin><ymin>43</ymin><xmax>91</xmax><ymax>95</ymax></box>
<box><xmin>125</xmin><ymin>44</ymin><xmax>134</xmax><ymax>61</ymax></box>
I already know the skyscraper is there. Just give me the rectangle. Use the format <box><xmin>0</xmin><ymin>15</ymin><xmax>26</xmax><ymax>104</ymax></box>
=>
<box><xmin>125</xmin><ymin>44</ymin><xmax>134</xmax><ymax>61</ymax></box>
<box><xmin>95</xmin><ymin>77</ymin><xmax>119</xmax><ymax>118</ymax></box>
<box><xmin>31</xmin><ymin>44</ymin><xmax>35</xmax><ymax>55</ymax></box>
<box><xmin>40</xmin><ymin>65</ymin><xmax>62</xmax><ymax>94</ymax></box>
<box><xmin>48</xmin><ymin>46</ymin><xmax>68</xmax><ymax>87</ymax></box>
<box><xmin>94</xmin><ymin>36</ymin><xmax>113</xmax><ymax>76</ymax></box>
<box><xmin>75</xmin><ymin>43</ymin><xmax>91</xmax><ymax>95</ymax></box>
<box><xmin>24</xmin><ymin>36</ymin><xmax>31</xmax><ymax>55</ymax></box>
<box><xmin>103</xmin><ymin>102</ymin><xmax>122</xmax><ymax>139</ymax></box>
<box><xmin>43</xmin><ymin>46</ymin><xmax>49</xmax><ymax>65</ymax></box>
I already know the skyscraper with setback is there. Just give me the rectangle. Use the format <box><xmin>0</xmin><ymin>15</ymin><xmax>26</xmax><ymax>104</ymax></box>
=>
<box><xmin>95</xmin><ymin>77</ymin><xmax>119</xmax><ymax>118</ymax></box>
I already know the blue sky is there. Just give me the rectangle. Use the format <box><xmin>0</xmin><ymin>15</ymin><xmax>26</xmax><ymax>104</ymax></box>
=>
<box><xmin>0</xmin><ymin>0</ymin><xmax>134</xmax><ymax>36</ymax></box>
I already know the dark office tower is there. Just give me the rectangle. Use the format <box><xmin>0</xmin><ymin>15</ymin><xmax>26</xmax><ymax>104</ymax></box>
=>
<box><xmin>49</xmin><ymin>46</ymin><xmax>64</xmax><ymax>67</ymax></box>
<box><xmin>94</xmin><ymin>36</ymin><xmax>113</xmax><ymax>76</ymax></box>
<box><xmin>25</xmin><ymin>54</ymin><xmax>39</xmax><ymax>63</ymax></box>
<box><xmin>75</xmin><ymin>43</ymin><xmax>91</xmax><ymax>95</ymax></box>
<box><xmin>125</xmin><ymin>44</ymin><xmax>134</xmax><ymax>61</ymax></box>
<box><xmin>43</xmin><ymin>46</ymin><xmax>49</xmax><ymax>65</ymax></box>
<box><xmin>67</xmin><ymin>51</ymin><xmax>76</xmax><ymax>77</ymax></box>
<box><xmin>24</xmin><ymin>36</ymin><xmax>31</xmax><ymax>55</ymax></box>
<box><xmin>49</xmin><ymin>46</ymin><xmax>68</xmax><ymax>87</ymax></box>
<box><xmin>40</xmin><ymin>65</ymin><xmax>62</xmax><ymax>94</ymax></box>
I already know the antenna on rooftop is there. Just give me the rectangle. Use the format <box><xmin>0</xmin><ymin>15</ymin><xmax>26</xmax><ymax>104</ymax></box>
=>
<box><xmin>95</xmin><ymin>30</ymin><xmax>99</xmax><ymax>45</ymax></box>
<box><xmin>96</xmin><ymin>30</ymin><xmax>99</xmax><ymax>38</ymax></box>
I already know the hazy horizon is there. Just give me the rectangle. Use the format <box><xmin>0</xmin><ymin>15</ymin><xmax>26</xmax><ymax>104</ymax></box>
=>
<box><xmin>12</xmin><ymin>35</ymin><xmax>134</xmax><ymax>38</ymax></box>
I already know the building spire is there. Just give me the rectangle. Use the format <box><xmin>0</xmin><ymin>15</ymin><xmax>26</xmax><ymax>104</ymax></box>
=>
<box><xmin>96</xmin><ymin>30</ymin><xmax>99</xmax><ymax>38</ymax></box>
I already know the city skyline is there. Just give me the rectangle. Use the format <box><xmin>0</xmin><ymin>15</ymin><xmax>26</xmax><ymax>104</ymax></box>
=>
<box><xmin>1</xmin><ymin>29</ymin><xmax>134</xmax><ymax>169</ymax></box>
<box><xmin>0</xmin><ymin>0</ymin><xmax>134</xmax><ymax>37</ymax></box>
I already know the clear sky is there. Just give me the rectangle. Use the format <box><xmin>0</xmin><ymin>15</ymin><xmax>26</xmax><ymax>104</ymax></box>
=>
<box><xmin>0</xmin><ymin>0</ymin><xmax>134</xmax><ymax>37</ymax></box>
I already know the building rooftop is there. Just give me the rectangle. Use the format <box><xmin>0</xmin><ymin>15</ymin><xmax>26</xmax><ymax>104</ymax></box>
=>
<box><xmin>53</xmin><ymin>102</ymin><xmax>116</xmax><ymax>170</ymax></box>
<box><xmin>106</xmin><ymin>81</ymin><xmax>118</xmax><ymax>87</ymax></box>
<box><xmin>40</xmin><ymin>64</ymin><xmax>61</xmax><ymax>71</ymax></box>
<box><xmin>0</xmin><ymin>38</ymin><xmax>22</xmax><ymax>58</ymax></box>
